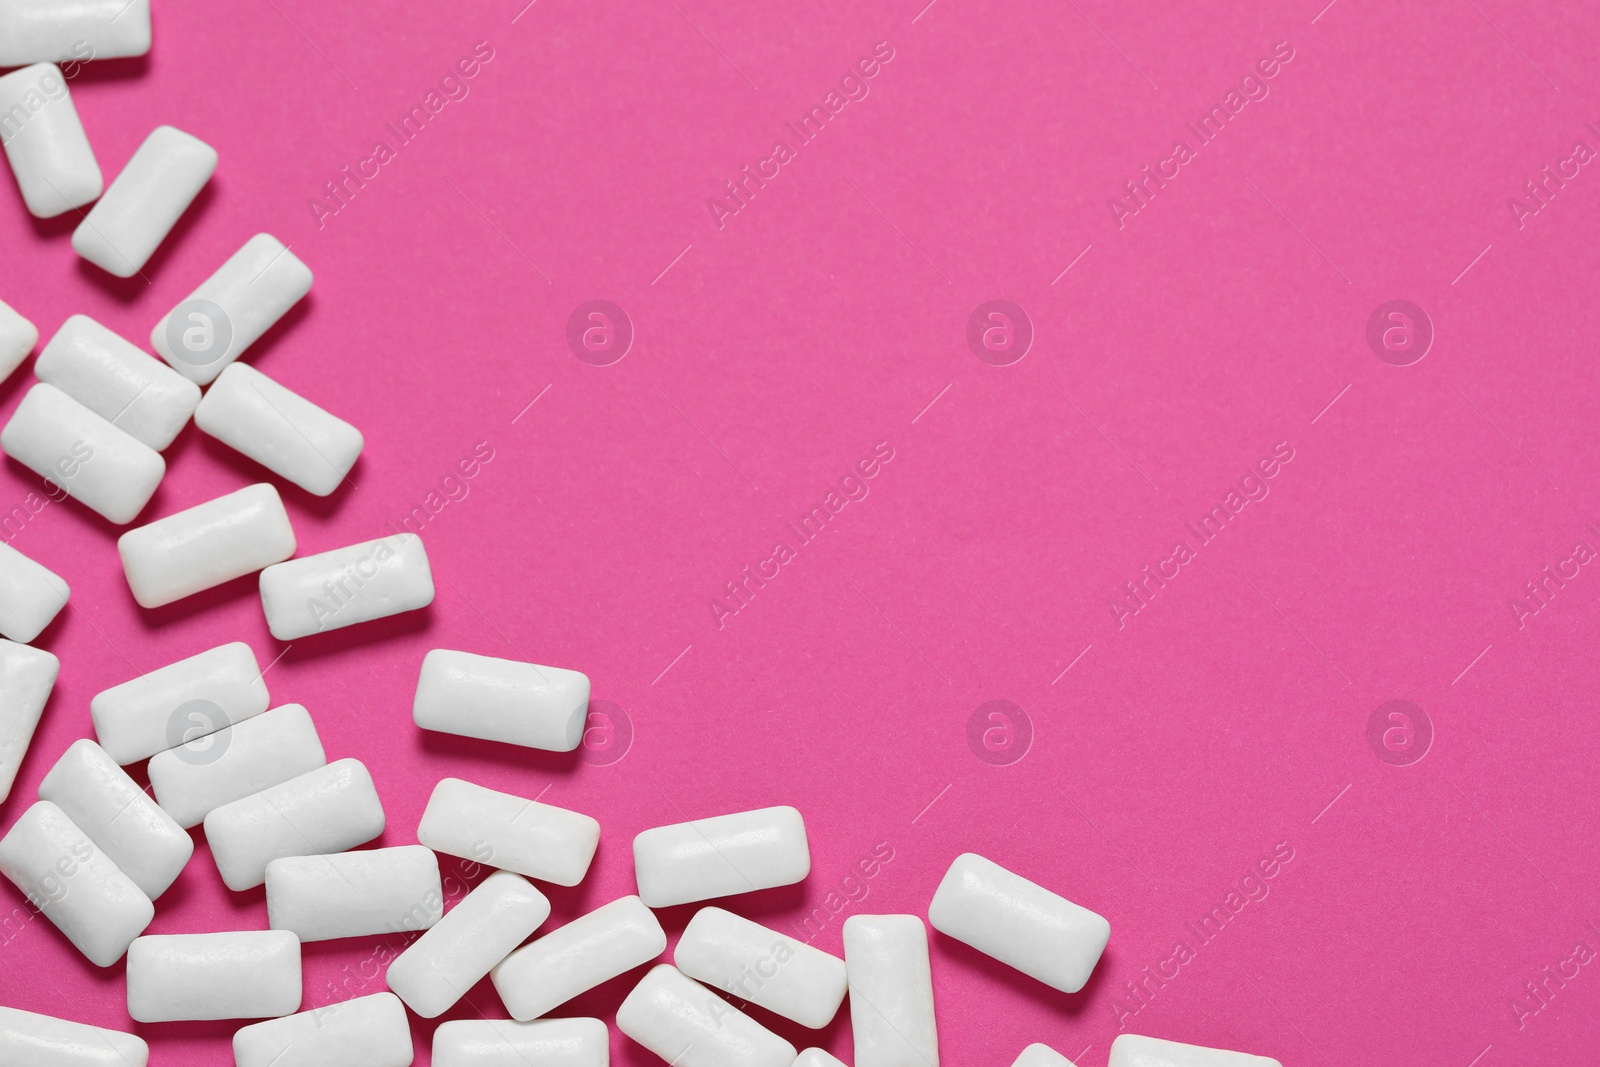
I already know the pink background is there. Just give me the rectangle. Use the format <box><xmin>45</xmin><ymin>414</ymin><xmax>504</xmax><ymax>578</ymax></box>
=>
<box><xmin>4</xmin><ymin>0</ymin><xmax>1600</xmax><ymax>1063</ymax></box>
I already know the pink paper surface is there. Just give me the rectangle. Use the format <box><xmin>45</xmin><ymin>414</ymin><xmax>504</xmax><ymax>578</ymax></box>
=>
<box><xmin>3</xmin><ymin>1</ymin><xmax>1599</xmax><ymax>1063</ymax></box>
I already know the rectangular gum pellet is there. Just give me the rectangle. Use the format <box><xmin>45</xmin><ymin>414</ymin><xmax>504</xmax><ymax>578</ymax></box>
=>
<box><xmin>796</xmin><ymin>1052</ymin><xmax>850</xmax><ymax>1067</ymax></box>
<box><xmin>413</xmin><ymin>649</ymin><xmax>590</xmax><ymax>752</ymax></box>
<box><xmin>150</xmin><ymin>234</ymin><xmax>312</xmax><ymax>384</ymax></box>
<box><xmin>259</xmin><ymin>533</ymin><xmax>434</xmax><ymax>640</ymax></box>
<box><xmin>927</xmin><ymin>852</ymin><xmax>1110</xmax><ymax>994</ymax></box>
<box><xmin>0</xmin><ymin>382</ymin><xmax>165</xmax><ymax>524</ymax></box>
<box><xmin>90</xmin><ymin>641</ymin><xmax>270</xmax><ymax>765</ymax></box>
<box><xmin>674</xmin><ymin>906</ymin><xmax>847</xmax><ymax>1028</ymax></box>
<box><xmin>126</xmin><ymin>930</ymin><xmax>301</xmax><ymax>1022</ymax></box>
<box><xmin>266</xmin><ymin>845</ymin><xmax>442</xmax><ymax>942</ymax></box>
<box><xmin>33</xmin><ymin>314</ymin><xmax>202</xmax><ymax>450</ymax></box>
<box><xmin>203</xmin><ymin>758</ymin><xmax>385</xmax><ymax>891</ymax></box>
<box><xmin>194</xmin><ymin>363</ymin><xmax>363</xmax><ymax>496</ymax></box>
<box><xmin>490</xmin><ymin>895</ymin><xmax>667</xmax><ymax>1021</ymax></box>
<box><xmin>0</xmin><ymin>297</ymin><xmax>39</xmax><ymax>382</ymax></box>
<box><xmin>616</xmin><ymin>964</ymin><xmax>797</xmax><ymax>1067</ymax></box>
<box><xmin>0</xmin><ymin>64</ymin><xmax>102</xmax><ymax>217</ymax></box>
<box><xmin>633</xmin><ymin>805</ymin><xmax>810</xmax><ymax>908</ymax></box>
<box><xmin>0</xmin><ymin>639</ymin><xmax>58</xmax><ymax>803</ymax></box>
<box><xmin>233</xmin><ymin>992</ymin><xmax>412</xmax><ymax>1067</ymax></box>
<box><xmin>117</xmin><ymin>483</ymin><xmax>297</xmax><ymax>608</ymax></box>
<box><xmin>0</xmin><ymin>0</ymin><xmax>152</xmax><ymax>66</ymax></box>
<box><xmin>843</xmin><ymin>914</ymin><xmax>940</xmax><ymax>1067</ymax></box>
<box><xmin>147</xmin><ymin>702</ymin><xmax>325</xmax><ymax>828</ymax></box>
<box><xmin>0</xmin><ymin>1005</ymin><xmax>149</xmax><ymax>1067</ymax></box>
<box><xmin>386</xmin><ymin>870</ymin><xmax>550</xmax><ymax>1019</ymax></box>
<box><xmin>0</xmin><ymin>540</ymin><xmax>68</xmax><ymax>644</ymax></box>
<box><xmin>37</xmin><ymin>739</ymin><xmax>193</xmax><ymax>899</ymax></box>
<box><xmin>432</xmin><ymin>1018</ymin><xmax>609</xmax><ymax>1067</ymax></box>
<box><xmin>0</xmin><ymin>801</ymin><xmax>153</xmax><ymax>966</ymax></box>
<box><xmin>417</xmin><ymin>777</ymin><xmax>600</xmax><ymax>887</ymax></box>
<box><xmin>1109</xmin><ymin>1034</ymin><xmax>1282</xmax><ymax>1067</ymax></box>
<box><xmin>73</xmin><ymin>126</ymin><xmax>217</xmax><ymax>278</ymax></box>
<box><xmin>1014</xmin><ymin>1045</ymin><xmax>1078</xmax><ymax>1067</ymax></box>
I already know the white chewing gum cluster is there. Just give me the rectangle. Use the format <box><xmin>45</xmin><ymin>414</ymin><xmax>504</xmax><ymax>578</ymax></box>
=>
<box><xmin>413</xmin><ymin>649</ymin><xmax>591</xmax><ymax>752</ymax></box>
<box><xmin>386</xmin><ymin>869</ymin><xmax>550</xmax><ymax>1019</ymax></box>
<box><xmin>843</xmin><ymin>914</ymin><xmax>940</xmax><ymax>1067</ymax></box>
<box><xmin>151</xmin><ymin>234</ymin><xmax>312</xmax><ymax>384</ymax></box>
<box><xmin>148</xmin><ymin>702</ymin><xmax>325</xmax><ymax>827</ymax></box>
<box><xmin>1013</xmin><ymin>1044</ymin><xmax>1079</xmax><ymax>1066</ymax></box>
<box><xmin>126</xmin><ymin>930</ymin><xmax>301</xmax><ymax>1022</ymax></box>
<box><xmin>233</xmin><ymin>992</ymin><xmax>412</xmax><ymax>1067</ymax></box>
<box><xmin>0</xmin><ymin>540</ymin><xmax>68</xmax><ymax>644</ymax></box>
<box><xmin>433</xmin><ymin>1018</ymin><xmax>609</xmax><ymax>1067</ymax></box>
<box><xmin>259</xmin><ymin>533</ymin><xmax>434</xmax><ymax>640</ymax></box>
<box><xmin>118</xmin><ymin>483</ymin><xmax>296</xmax><ymax>608</ymax></box>
<box><xmin>1</xmin><ymin>382</ymin><xmax>164</xmax><ymax>524</ymax></box>
<box><xmin>491</xmin><ymin>895</ymin><xmax>666</xmax><ymax>1021</ymax></box>
<box><xmin>203</xmin><ymin>758</ymin><xmax>385</xmax><ymax>891</ymax></box>
<box><xmin>796</xmin><ymin>1051</ymin><xmax>850</xmax><ymax>1067</ymax></box>
<box><xmin>266</xmin><ymin>845</ymin><xmax>442</xmax><ymax>942</ymax></box>
<box><xmin>674</xmin><ymin>906</ymin><xmax>847</xmax><ymax>1028</ymax></box>
<box><xmin>34</xmin><ymin>314</ymin><xmax>200</xmax><ymax>450</ymax></box>
<box><xmin>90</xmin><ymin>641</ymin><xmax>270</xmax><ymax>765</ymax></box>
<box><xmin>0</xmin><ymin>1005</ymin><xmax>149</xmax><ymax>1067</ymax></box>
<box><xmin>0</xmin><ymin>801</ymin><xmax>152</xmax><ymax>966</ymax></box>
<box><xmin>417</xmin><ymin>777</ymin><xmax>600</xmax><ymax>886</ymax></box>
<box><xmin>0</xmin><ymin>63</ymin><xmax>101</xmax><ymax>217</ymax></box>
<box><xmin>1109</xmin><ymin>1034</ymin><xmax>1282</xmax><ymax>1067</ymax></box>
<box><xmin>0</xmin><ymin>638</ymin><xmax>58</xmax><ymax>802</ymax></box>
<box><xmin>0</xmin><ymin>297</ymin><xmax>39</xmax><ymax>381</ymax></box>
<box><xmin>37</xmin><ymin>739</ymin><xmax>192</xmax><ymax>899</ymax></box>
<box><xmin>617</xmin><ymin>964</ymin><xmax>797</xmax><ymax>1067</ymax></box>
<box><xmin>73</xmin><ymin>126</ymin><xmax>216</xmax><ymax>278</ymax></box>
<box><xmin>928</xmin><ymin>852</ymin><xmax>1110</xmax><ymax>994</ymax></box>
<box><xmin>0</xmin><ymin>0</ymin><xmax>152</xmax><ymax>66</ymax></box>
<box><xmin>195</xmin><ymin>363</ymin><xmax>363</xmax><ymax>496</ymax></box>
<box><xmin>633</xmin><ymin>804</ymin><xmax>810</xmax><ymax>908</ymax></box>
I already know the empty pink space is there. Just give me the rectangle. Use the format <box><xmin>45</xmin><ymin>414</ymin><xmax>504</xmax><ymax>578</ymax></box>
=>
<box><xmin>2</xmin><ymin>0</ymin><xmax>1598</xmax><ymax>1064</ymax></box>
